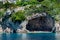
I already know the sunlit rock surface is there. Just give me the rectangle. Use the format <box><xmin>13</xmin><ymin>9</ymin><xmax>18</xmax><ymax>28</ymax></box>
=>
<box><xmin>16</xmin><ymin>29</ymin><xmax>27</xmax><ymax>33</ymax></box>
<box><xmin>55</xmin><ymin>22</ymin><xmax>60</xmax><ymax>32</ymax></box>
<box><xmin>16</xmin><ymin>21</ymin><xmax>28</xmax><ymax>33</ymax></box>
<box><xmin>4</xmin><ymin>27</ymin><xmax>11</xmax><ymax>33</ymax></box>
<box><xmin>26</xmin><ymin>13</ymin><xmax>55</xmax><ymax>32</ymax></box>
<box><xmin>0</xmin><ymin>25</ymin><xmax>3</xmax><ymax>33</ymax></box>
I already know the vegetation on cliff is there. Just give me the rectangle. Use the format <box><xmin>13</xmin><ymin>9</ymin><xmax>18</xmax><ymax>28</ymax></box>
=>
<box><xmin>0</xmin><ymin>0</ymin><xmax>60</xmax><ymax>21</ymax></box>
<box><xmin>11</xmin><ymin>11</ymin><xmax>26</xmax><ymax>22</ymax></box>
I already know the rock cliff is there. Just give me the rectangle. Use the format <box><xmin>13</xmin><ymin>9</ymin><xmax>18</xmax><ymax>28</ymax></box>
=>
<box><xmin>26</xmin><ymin>13</ymin><xmax>55</xmax><ymax>32</ymax></box>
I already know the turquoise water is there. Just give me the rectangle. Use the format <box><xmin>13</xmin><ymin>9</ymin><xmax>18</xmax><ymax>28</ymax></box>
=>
<box><xmin>0</xmin><ymin>33</ymin><xmax>59</xmax><ymax>40</ymax></box>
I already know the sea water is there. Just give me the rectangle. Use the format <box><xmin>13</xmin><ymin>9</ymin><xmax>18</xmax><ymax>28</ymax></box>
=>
<box><xmin>0</xmin><ymin>33</ymin><xmax>59</xmax><ymax>40</ymax></box>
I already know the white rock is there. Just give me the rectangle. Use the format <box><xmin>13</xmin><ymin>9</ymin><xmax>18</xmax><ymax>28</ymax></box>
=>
<box><xmin>6</xmin><ymin>9</ymin><xmax>11</xmax><ymax>15</ymax></box>
<box><xmin>5</xmin><ymin>27</ymin><xmax>11</xmax><ymax>33</ymax></box>
<box><xmin>14</xmin><ymin>7</ymin><xmax>25</xmax><ymax>12</ymax></box>
<box><xmin>16</xmin><ymin>29</ymin><xmax>21</xmax><ymax>33</ymax></box>
<box><xmin>55</xmin><ymin>23</ymin><xmax>59</xmax><ymax>27</ymax></box>
<box><xmin>55</xmin><ymin>22</ymin><xmax>60</xmax><ymax>31</ymax></box>
<box><xmin>0</xmin><ymin>27</ymin><xmax>3</xmax><ymax>33</ymax></box>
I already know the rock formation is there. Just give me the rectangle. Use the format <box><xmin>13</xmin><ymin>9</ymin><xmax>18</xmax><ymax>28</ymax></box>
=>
<box><xmin>26</xmin><ymin>13</ymin><xmax>55</xmax><ymax>32</ymax></box>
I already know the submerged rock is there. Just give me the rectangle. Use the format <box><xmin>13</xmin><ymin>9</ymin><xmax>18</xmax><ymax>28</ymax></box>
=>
<box><xmin>26</xmin><ymin>13</ymin><xmax>55</xmax><ymax>32</ymax></box>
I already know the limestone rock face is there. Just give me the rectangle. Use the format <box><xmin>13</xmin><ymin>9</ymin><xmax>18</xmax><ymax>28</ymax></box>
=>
<box><xmin>4</xmin><ymin>27</ymin><xmax>11</xmax><ymax>33</ymax></box>
<box><xmin>0</xmin><ymin>26</ymin><xmax>3</xmax><ymax>33</ymax></box>
<box><xmin>26</xmin><ymin>13</ymin><xmax>55</xmax><ymax>32</ymax></box>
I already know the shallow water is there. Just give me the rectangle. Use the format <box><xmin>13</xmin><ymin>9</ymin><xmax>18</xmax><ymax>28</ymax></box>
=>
<box><xmin>0</xmin><ymin>33</ymin><xmax>59</xmax><ymax>40</ymax></box>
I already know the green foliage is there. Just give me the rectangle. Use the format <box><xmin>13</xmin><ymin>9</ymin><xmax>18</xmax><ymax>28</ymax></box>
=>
<box><xmin>25</xmin><ymin>5</ymin><xmax>49</xmax><ymax>15</ymax></box>
<box><xmin>28</xmin><ymin>0</ymin><xmax>38</xmax><ymax>4</ymax></box>
<box><xmin>0</xmin><ymin>12</ymin><xmax>3</xmax><ymax>18</ymax></box>
<box><xmin>40</xmin><ymin>0</ymin><xmax>60</xmax><ymax>21</ymax></box>
<box><xmin>37</xmin><ymin>0</ymin><xmax>44</xmax><ymax>2</ymax></box>
<box><xmin>0</xmin><ymin>10</ymin><xmax>5</xmax><ymax>18</ymax></box>
<box><xmin>1</xmin><ymin>0</ymin><xmax>60</xmax><ymax>21</ymax></box>
<box><xmin>11</xmin><ymin>11</ymin><xmax>26</xmax><ymax>22</ymax></box>
<box><xmin>0</xmin><ymin>2</ymin><xmax>3</xmax><ymax>8</ymax></box>
<box><xmin>16</xmin><ymin>0</ymin><xmax>21</xmax><ymax>6</ymax></box>
<box><xmin>16</xmin><ymin>0</ymin><xmax>39</xmax><ymax>6</ymax></box>
<box><xmin>3</xmin><ymin>2</ymin><xmax>16</xmax><ymax>9</ymax></box>
<box><xmin>24</xmin><ymin>0</ymin><xmax>60</xmax><ymax>21</ymax></box>
<box><xmin>3</xmin><ymin>1</ymin><xmax>11</xmax><ymax>9</ymax></box>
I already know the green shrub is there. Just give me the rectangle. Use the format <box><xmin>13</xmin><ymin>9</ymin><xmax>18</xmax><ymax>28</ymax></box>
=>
<box><xmin>0</xmin><ymin>2</ymin><xmax>3</xmax><ymax>8</ymax></box>
<box><xmin>0</xmin><ymin>11</ymin><xmax>4</xmax><ymax>18</ymax></box>
<box><xmin>11</xmin><ymin>11</ymin><xmax>26</xmax><ymax>22</ymax></box>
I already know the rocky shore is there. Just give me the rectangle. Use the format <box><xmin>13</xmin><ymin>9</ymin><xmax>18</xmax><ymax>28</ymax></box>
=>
<box><xmin>0</xmin><ymin>13</ymin><xmax>57</xmax><ymax>33</ymax></box>
<box><xmin>0</xmin><ymin>7</ymin><xmax>57</xmax><ymax>33</ymax></box>
<box><xmin>0</xmin><ymin>22</ymin><xmax>60</xmax><ymax>33</ymax></box>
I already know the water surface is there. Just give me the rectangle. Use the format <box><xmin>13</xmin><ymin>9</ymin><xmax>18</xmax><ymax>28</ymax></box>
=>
<box><xmin>0</xmin><ymin>33</ymin><xmax>59</xmax><ymax>40</ymax></box>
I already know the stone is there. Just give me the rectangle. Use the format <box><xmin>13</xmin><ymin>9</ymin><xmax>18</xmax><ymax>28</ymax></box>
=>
<box><xmin>55</xmin><ymin>22</ymin><xmax>60</xmax><ymax>32</ymax></box>
<box><xmin>16</xmin><ymin>29</ymin><xmax>27</xmax><ymax>33</ymax></box>
<box><xmin>5</xmin><ymin>27</ymin><xmax>11</xmax><ymax>33</ymax></box>
<box><xmin>26</xmin><ymin>13</ymin><xmax>55</xmax><ymax>32</ymax></box>
<box><xmin>0</xmin><ymin>26</ymin><xmax>3</xmax><ymax>33</ymax></box>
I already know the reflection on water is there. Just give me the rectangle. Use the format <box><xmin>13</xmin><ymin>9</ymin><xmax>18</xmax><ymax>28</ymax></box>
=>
<box><xmin>0</xmin><ymin>33</ymin><xmax>58</xmax><ymax>40</ymax></box>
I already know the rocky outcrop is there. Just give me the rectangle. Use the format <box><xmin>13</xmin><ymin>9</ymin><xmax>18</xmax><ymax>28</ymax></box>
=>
<box><xmin>26</xmin><ymin>13</ymin><xmax>55</xmax><ymax>32</ymax></box>
<box><xmin>4</xmin><ymin>27</ymin><xmax>11</xmax><ymax>33</ymax></box>
<box><xmin>1</xmin><ymin>9</ymin><xmax>22</xmax><ymax>33</ymax></box>
<box><xmin>55</xmin><ymin>22</ymin><xmax>60</xmax><ymax>32</ymax></box>
<box><xmin>0</xmin><ymin>25</ymin><xmax>3</xmax><ymax>33</ymax></box>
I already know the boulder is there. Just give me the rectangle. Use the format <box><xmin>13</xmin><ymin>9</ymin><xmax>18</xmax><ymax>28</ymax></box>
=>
<box><xmin>26</xmin><ymin>13</ymin><xmax>55</xmax><ymax>32</ymax></box>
